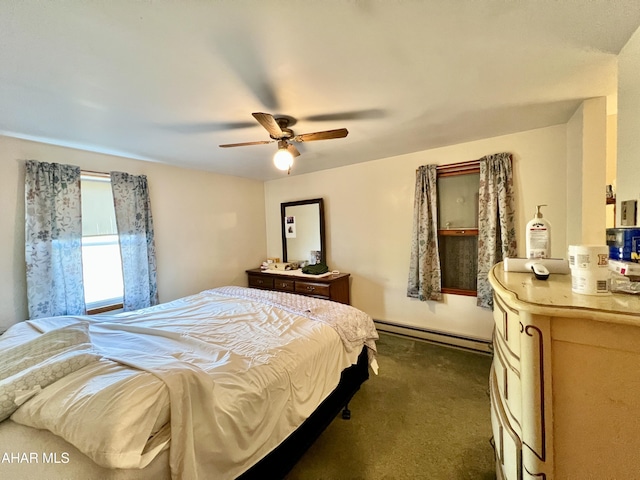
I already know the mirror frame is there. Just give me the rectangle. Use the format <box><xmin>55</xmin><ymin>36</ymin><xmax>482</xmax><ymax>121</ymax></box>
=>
<box><xmin>281</xmin><ymin>198</ymin><xmax>325</xmax><ymax>264</ymax></box>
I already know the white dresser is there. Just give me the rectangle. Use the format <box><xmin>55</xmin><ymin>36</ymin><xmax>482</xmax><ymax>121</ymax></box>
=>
<box><xmin>488</xmin><ymin>262</ymin><xmax>640</xmax><ymax>480</ymax></box>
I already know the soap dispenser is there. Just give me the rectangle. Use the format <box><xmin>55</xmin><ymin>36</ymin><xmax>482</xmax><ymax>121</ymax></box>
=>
<box><xmin>526</xmin><ymin>204</ymin><xmax>551</xmax><ymax>259</ymax></box>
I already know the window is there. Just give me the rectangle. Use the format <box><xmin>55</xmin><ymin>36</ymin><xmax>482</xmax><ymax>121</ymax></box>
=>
<box><xmin>80</xmin><ymin>173</ymin><xmax>124</xmax><ymax>312</ymax></box>
<box><xmin>437</xmin><ymin>161</ymin><xmax>480</xmax><ymax>296</ymax></box>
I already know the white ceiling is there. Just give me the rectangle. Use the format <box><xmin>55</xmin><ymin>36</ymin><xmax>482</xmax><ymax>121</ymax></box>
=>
<box><xmin>1</xmin><ymin>1</ymin><xmax>640</xmax><ymax>181</ymax></box>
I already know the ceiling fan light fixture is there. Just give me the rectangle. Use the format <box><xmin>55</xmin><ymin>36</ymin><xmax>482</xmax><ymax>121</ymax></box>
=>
<box><xmin>273</xmin><ymin>142</ymin><xmax>294</xmax><ymax>171</ymax></box>
<box><xmin>219</xmin><ymin>112</ymin><xmax>348</xmax><ymax>173</ymax></box>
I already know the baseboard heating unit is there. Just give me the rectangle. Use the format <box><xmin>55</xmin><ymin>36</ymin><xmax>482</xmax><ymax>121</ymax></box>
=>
<box><xmin>374</xmin><ymin>320</ymin><xmax>492</xmax><ymax>354</ymax></box>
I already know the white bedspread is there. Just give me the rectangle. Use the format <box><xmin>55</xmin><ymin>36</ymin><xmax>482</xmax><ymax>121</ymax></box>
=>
<box><xmin>2</xmin><ymin>287</ymin><xmax>378</xmax><ymax>480</ymax></box>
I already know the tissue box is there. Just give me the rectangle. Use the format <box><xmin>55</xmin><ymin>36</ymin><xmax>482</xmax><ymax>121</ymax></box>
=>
<box><xmin>609</xmin><ymin>259</ymin><xmax>640</xmax><ymax>294</ymax></box>
<box><xmin>609</xmin><ymin>259</ymin><xmax>640</xmax><ymax>277</ymax></box>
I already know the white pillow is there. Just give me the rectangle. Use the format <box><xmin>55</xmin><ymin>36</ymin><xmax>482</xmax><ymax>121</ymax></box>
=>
<box><xmin>0</xmin><ymin>322</ymin><xmax>93</xmax><ymax>381</ymax></box>
<box><xmin>0</xmin><ymin>323</ymin><xmax>100</xmax><ymax>421</ymax></box>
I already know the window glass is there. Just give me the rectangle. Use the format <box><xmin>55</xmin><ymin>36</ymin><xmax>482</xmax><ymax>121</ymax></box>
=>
<box><xmin>437</xmin><ymin>169</ymin><xmax>480</xmax><ymax>295</ymax></box>
<box><xmin>81</xmin><ymin>175</ymin><xmax>123</xmax><ymax>309</ymax></box>
<box><xmin>437</xmin><ymin>174</ymin><xmax>479</xmax><ymax>229</ymax></box>
<box><xmin>81</xmin><ymin>177</ymin><xmax>117</xmax><ymax>236</ymax></box>
<box><xmin>438</xmin><ymin>235</ymin><xmax>478</xmax><ymax>291</ymax></box>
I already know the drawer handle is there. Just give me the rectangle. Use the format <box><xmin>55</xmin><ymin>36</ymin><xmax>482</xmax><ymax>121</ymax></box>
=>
<box><xmin>256</xmin><ymin>279</ymin><xmax>263</xmax><ymax>285</ymax></box>
<box><xmin>279</xmin><ymin>283</ymin><xmax>288</xmax><ymax>288</ymax></box>
<box><xmin>306</xmin><ymin>286</ymin><xmax>315</xmax><ymax>291</ymax></box>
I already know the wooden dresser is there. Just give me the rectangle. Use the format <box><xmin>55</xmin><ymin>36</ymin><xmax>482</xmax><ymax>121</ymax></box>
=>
<box><xmin>488</xmin><ymin>262</ymin><xmax>640</xmax><ymax>480</ymax></box>
<box><xmin>246</xmin><ymin>268</ymin><xmax>350</xmax><ymax>305</ymax></box>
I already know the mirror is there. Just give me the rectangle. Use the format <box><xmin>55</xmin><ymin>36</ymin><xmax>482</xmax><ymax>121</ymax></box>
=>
<box><xmin>281</xmin><ymin>198</ymin><xmax>325</xmax><ymax>265</ymax></box>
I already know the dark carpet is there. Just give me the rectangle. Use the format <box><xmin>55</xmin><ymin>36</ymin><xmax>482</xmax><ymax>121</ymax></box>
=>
<box><xmin>285</xmin><ymin>332</ymin><xmax>496</xmax><ymax>480</ymax></box>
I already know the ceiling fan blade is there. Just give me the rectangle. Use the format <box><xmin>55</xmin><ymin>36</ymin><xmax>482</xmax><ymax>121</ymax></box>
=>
<box><xmin>252</xmin><ymin>112</ymin><xmax>283</xmax><ymax>137</ymax></box>
<box><xmin>287</xmin><ymin>144</ymin><xmax>301</xmax><ymax>157</ymax></box>
<box><xmin>212</xmin><ymin>30</ymin><xmax>280</xmax><ymax>111</ymax></box>
<box><xmin>158</xmin><ymin>121</ymin><xmax>257</xmax><ymax>134</ymax></box>
<box><xmin>219</xmin><ymin>140</ymin><xmax>274</xmax><ymax>148</ymax></box>
<box><xmin>302</xmin><ymin>109</ymin><xmax>386</xmax><ymax>122</ymax></box>
<box><xmin>293</xmin><ymin>128</ymin><xmax>349</xmax><ymax>142</ymax></box>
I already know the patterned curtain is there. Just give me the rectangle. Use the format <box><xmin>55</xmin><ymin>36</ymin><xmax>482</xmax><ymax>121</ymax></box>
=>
<box><xmin>25</xmin><ymin>160</ymin><xmax>86</xmax><ymax>319</ymax></box>
<box><xmin>110</xmin><ymin>172</ymin><xmax>159</xmax><ymax>311</ymax></box>
<box><xmin>476</xmin><ymin>153</ymin><xmax>517</xmax><ymax>308</ymax></box>
<box><xmin>407</xmin><ymin>165</ymin><xmax>442</xmax><ymax>301</ymax></box>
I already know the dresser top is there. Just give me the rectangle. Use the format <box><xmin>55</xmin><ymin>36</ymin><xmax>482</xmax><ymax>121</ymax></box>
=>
<box><xmin>246</xmin><ymin>268</ymin><xmax>350</xmax><ymax>282</ymax></box>
<box><xmin>489</xmin><ymin>262</ymin><xmax>640</xmax><ymax>326</ymax></box>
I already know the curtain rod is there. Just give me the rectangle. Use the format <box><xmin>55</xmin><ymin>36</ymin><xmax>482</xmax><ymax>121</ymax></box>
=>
<box><xmin>416</xmin><ymin>159</ymin><xmax>481</xmax><ymax>173</ymax></box>
<box><xmin>81</xmin><ymin>169</ymin><xmax>110</xmax><ymax>178</ymax></box>
<box><xmin>415</xmin><ymin>153</ymin><xmax>513</xmax><ymax>172</ymax></box>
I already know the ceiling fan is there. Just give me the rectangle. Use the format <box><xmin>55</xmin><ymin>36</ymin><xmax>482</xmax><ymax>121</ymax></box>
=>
<box><xmin>219</xmin><ymin>112</ymin><xmax>349</xmax><ymax>173</ymax></box>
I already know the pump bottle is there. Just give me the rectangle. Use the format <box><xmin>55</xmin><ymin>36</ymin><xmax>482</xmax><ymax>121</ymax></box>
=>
<box><xmin>526</xmin><ymin>204</ymin><xmax>551</xmax><ymax>259</ymax></box>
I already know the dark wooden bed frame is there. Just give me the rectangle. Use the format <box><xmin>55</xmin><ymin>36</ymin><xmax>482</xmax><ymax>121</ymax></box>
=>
<box><xmin>238</xmin><ymin>346</ymin><xmax>370</xmax><ymax>479</ymax></box>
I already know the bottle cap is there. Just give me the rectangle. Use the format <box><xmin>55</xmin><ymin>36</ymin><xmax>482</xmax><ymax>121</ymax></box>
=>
<box><xmin>535</xmin><ymin>204</ymin><xmax>547</xmax><ymax>218</ymax></box>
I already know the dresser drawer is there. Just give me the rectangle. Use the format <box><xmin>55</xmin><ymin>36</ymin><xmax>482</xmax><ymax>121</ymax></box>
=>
<box><xmin>247</xmin><ymin>274</ymin><xmax>274</xmax><ymax>289</ymax></box>
<box><xmin>494</xmin><ymin>333</ymin><xmax>522</xmax><ymax>432</ymax></box>
<box><xmin>295</xmin><ymin>280</ymin><xmax>331</xmax><ymax>298</ymax></box>
<box><xmin>490</xmin><ymin>365</ymin><xmax>522</xmax><ymax>480</ymax></box>
<box><xmin>246</xmin><ymin>269</ymin><xmax>351</xmax><ymax>304</ymax></box>
<box><xmin>493</xmin><ymin>294</ymin><xmax>521</xmax><ymax>360</ymax></box>
<box><xmin>273</xmin><ymin>278</ymin><xmax>294</xmax><ymax>292</ymax></box>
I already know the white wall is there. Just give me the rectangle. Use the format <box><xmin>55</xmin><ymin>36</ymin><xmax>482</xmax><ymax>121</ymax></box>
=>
<box><xmin>606</xmin><ymin>114</ymin><xmax>618</xmax><ymax>228</ymax></box>
<box><xmin>566</xmin><ymin>97</ymin><xmax>608</xmax><ymax>244</ymax></box>
<box><xmin>566</xmin><ymin>104</ymin><xmax>584</xmax><ymax>245</ymax></box>
<box><xmin>582</xmin><ymin>98</ymin><xmax>608</xmax><ymax>243</ymax></box>
<box><xmin>0</xmin><ymin>136</ymin><xmax>267</xmax><ymax>330</ymax></box>
<box><xmin>606</xmin><ymin>115</ymin><xmax>618</xmax><ymax>188</ymax></box>
<box><xmin>618</xmin><ymin>25</ymin><xmax>640</xmax><ymax>226</ymax></box>
<box><xmin>265</xmin><ymin>125</ymin><xmax>568</xmax><ymax>341</ymax></box>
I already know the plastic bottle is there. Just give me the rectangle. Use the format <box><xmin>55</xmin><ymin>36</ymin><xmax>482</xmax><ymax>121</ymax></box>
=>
<box><xmin>526</xmin><ymin>205</ymin><xmax>551</xmax><ymax>259</ymax></box>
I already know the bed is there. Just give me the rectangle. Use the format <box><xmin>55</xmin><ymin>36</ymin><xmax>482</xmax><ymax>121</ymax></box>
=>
<box><xmin>0</xmin><ymin>286</ymin><xmax>378</xmax><ymax>480</ymax></box>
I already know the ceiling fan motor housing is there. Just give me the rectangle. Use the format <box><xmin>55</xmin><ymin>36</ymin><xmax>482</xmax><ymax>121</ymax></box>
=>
<box><xmin>272</xmin><ymin>116</ymin><xmax>294</xmax><ymax>140</ymax></box>
<box><xmin>218</xmin><ymin>112</ymin><xmax>347</xmax><ymax>151</ymax></box>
